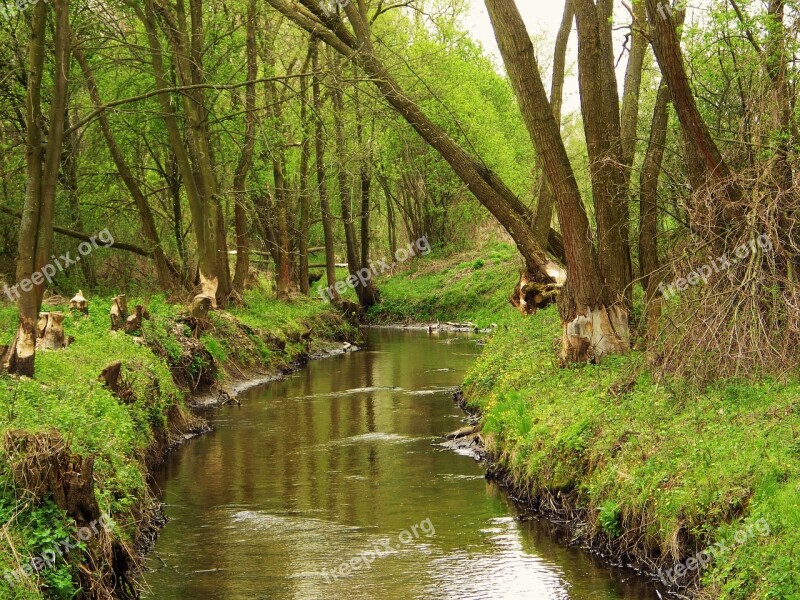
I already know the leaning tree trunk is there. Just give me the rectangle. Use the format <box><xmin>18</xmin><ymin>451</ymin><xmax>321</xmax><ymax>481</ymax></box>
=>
<box><xmin>73</xmin><ymin>41</ymin><xmax>179</xmax><ymax>292</ymax></box>
<box><xmin>232</xmin><ymin>0</ymin><xmax>258</xmax><ymax>295</ymax></box>
<box><xmin>135</xmin><ymin>0</ymin><xmax>220</xmax><ymax>312</ymax></box>
<box><xmin>484</xmin><ymin>0</ymin><xmax>629</xmax><ymax>361</ymax></box>
<box><xmin>532</xmin><ymin>0</ymin><xmax>573</xmax><ymax>246</ymax></box>
<box><xmin>4</xmin><ymin>0</ymin><xmax>70</xmax><ymax>377</ymax></box>
<box><xmin>645</xmin><ymin>0</ymin><xmax>743</xmax><ymax>227</ymax></box>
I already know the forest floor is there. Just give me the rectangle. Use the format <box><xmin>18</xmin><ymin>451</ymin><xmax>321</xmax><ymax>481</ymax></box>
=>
<box><xmin>0</xmin><ymin>284</ymin><xmax>356</xmax><ymax>599</ymax></box>
<box><xmin>372</xmin><ymin>242</ymin><xmax>800</xmax><ymax>600</ymax></box>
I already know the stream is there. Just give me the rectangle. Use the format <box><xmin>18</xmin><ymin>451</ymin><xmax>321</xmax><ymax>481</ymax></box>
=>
<box><xmin>143</xmin><ymin>328</ymin><xmax>659</xmax><ymax>599</ymax></box>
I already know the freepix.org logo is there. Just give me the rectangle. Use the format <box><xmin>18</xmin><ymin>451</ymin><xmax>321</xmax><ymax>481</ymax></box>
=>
<box><xmin>3</xmin><ymin>229</ymin><xmax>115</xmax><ymax>302</ymax></box>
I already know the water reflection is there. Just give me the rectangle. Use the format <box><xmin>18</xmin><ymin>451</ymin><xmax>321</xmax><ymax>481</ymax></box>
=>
<box><xmin>144</xmin><ymin>329</ymin><xmax>657</xmax><ymax>600</ymax></box>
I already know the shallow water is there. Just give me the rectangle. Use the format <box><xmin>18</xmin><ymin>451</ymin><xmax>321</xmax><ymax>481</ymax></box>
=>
<box><xmin>144</xmin><ymin>328</ymin><xmax>659</xmax><ymax>599</ymax></box>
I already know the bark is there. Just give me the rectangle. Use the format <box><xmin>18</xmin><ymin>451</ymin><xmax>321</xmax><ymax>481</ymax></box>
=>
<box><xmin>298</xmin><ymin>56</ymin><xmax>312</xmax><ymax>295</ymax></box>
<box><xmin>310</xmin><ymin>37</ymin><xmax>340</xmax><ymax>301</ymax></box>
<box><xmin>639</xmin><ymin>81</ymin><xmax>670</xmax><ymax>339</ymax></box>
<box><xmin>765</xmin><ymin>0</ymin><xmax>793</xmax><ymax>194</ymax></box>
<box><xmin>484</xmin><ymin>0</ymin><xmax>629</xmax><ymax>360</ymax></box>
<box><xmin>4</xmin><ymin>0</ymin><xmax>70</xmax><ymax>377</ymax></box>
<box><xmin>573</xmin><ymin>0</ymin><xmax>632</xmax><ymax>303</ymax></box>
<box><xmin>135</xmin><ymin>0</ymin><xmax>220</xmax><ymax>306</ymax></box>
<box><xmin>232</xmin><ymin>0</ymin><xmax>258</xmax><ymax>295</ymax></box>
<box><xmin>620</xmin><ymin>0</ymin><xmax>648</xmax><ymax>180</ymax></box>
<box><xmin>532</xmin><ymin>0</ymin><xmax>573</xmax><ymax>245</ymax></box>
<box><xmin>331</xmin><ymin>62</ymin><xmax>378</xmax><ymax>308</ymax></box>
<box><xmin>60</xmin><ymin>107</ymin><xmax>96</xmax><ymax>287</ymax></box>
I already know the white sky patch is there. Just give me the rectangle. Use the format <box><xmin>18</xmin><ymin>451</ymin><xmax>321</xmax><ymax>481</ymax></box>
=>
<box><xmin>462</xmin><ymin>0</ymin><xmax>630</xmax><ymax>115</ymax></box>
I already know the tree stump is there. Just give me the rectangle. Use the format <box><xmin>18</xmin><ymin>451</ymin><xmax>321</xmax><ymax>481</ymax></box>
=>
<box><xmin>110</xmin><ymin>295</ymin><xmax>128</xmax><ymax>331</ymax></box>
<box><xmin>98</xmin><ymin>361</ymin><xmax>134</xmax><ymax>402</ymax></box>
<box><xmin>3</xmin><ymin>431</ymin><xmax>101</xmax><ymax>525</ymax></box>
<box><xmin>188</xmin><ymin>294</ymin><xmax>213</xmax><ymax>320</ymax></box>
<box><xmin>36</xmin><ymin>312</ymin><xmax>67</xmax><ymax>350</ymax></box>
<box><xmin>123</xmin><ymin>305</ymin><xmax>149</xmax><ymax>334</ymax></box>
<box><xmin>69</xmin><ymin>290</ymin><xmax>88</xmax><ymax>314</ymax></box>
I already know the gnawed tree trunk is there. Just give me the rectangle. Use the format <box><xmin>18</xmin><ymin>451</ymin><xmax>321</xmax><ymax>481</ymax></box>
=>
<box><xmin>3</xmin><ymin>0</ymin><xmax>70</xmax><ymax>377</ymax></box>
<box><xmin>98</xmin><ymin>361</ymin><xmax>134</xmax><ymax>402</ymax></box>
<box><xmin>110</xmin><ymin>295</ymin><xmax>128</xmax><ymax>331</ymax></box>
<box><xmin>70</xmin><ymin>290</ymin><xmax>88</xmax><ymax>314</ymax></box>
<box><xmin>485</xmin><ymin>0</ymin><xmax>629</xmax><ymax>361</ymax></box>
<box><xmin>124</xmin><ymin>305</ymin><xmax>149</xmax><ymax>334</ymax></box>
<box><xmin>37</xmin><ymin>312</ymin><xmax>67</xmax><ymax>350</ymax></box>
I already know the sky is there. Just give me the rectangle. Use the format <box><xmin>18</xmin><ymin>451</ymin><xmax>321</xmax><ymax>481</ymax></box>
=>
<box><xmin>461</xmin><ymin>0</ymin><xmax>621</xmax><ymax>114</ymax></box>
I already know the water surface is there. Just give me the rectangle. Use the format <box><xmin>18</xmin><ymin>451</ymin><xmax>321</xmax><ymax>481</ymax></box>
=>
<box><xmin>144</xmin><ymin>328</ymin><xmax>658</xmax><ymax>599</ymax></box>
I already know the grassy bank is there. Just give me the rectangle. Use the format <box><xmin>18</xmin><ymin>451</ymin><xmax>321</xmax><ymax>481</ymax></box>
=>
<box><xmin>0</xmin><ymin>286</ymin><xmax>353</xmax><ymax>599</ymax></box>
<box><xmin>377</xmin><ymin>246</ymin><xmax>800</xmax><ymax>599</ymax></box>
<box><xmin>366</xmin><ymin>242</ymin><xmax>521</xmax><ymax>328</ymax></box>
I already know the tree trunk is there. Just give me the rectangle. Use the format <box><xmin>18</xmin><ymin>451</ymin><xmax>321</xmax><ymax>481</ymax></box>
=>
<box><xmin>136</xmin><ymin>0</ymin><xmax>220</xmax><ymax>307</ymax></box>
<box><xmin>266</xmin><ymin>0</ymin><xmax>557</xmax><ymax>292</ymax></box>
<box><xmin>639</xmin><ymin>81</ymin><xmax>670</xmax><ymax>340</ymax></box>
<box><xmin>645</xmin><ymin>0</ymin><xmax>743</xmax><ymax>225</ymax></box>
<box><xmin>573</xmin><ymin>0</ymin><xmax>632</xmax><ymax>304</ymax></box>
<box><xmin>620</xmin><ymin>0</ymin><xmax>648</xmax><ymax>183</ymax></box>
<box><xmin>298</xmin><ymin>59</ymin><xmax>312</xmax><ymax>295</ymax></box>
<box><xmin>311</xmin><ymin>37</ymin><xmax>340</xmax><ymax>302</ymax></box>
<box><xmin>61</xmin><ymin>106</ymin><xmax>96</xmax><ymax>287</ymax></box>
<box><xmin>232</xmin><ymin>0</ymin><xmax>258</xmax><ymax>295</ymax></box>
<box><xmin>532</xmin><ymin>0</ymin><xmax>573</xmax><ymax>246</ymax></box>
<box><xmin>484</xmin><ymin>0</ymin><xmax>629</xmax><ymax>361</ymax></box>
<box><xmin>4</xmin><ymin>0</ymin><xmax>70</xmax><ymax>377</ymax></box>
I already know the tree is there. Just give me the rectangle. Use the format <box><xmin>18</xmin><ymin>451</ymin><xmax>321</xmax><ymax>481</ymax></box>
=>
<box><xmin>3</xmin><ymin>0</ymin><xmax>71</xmax><ymax>376</ymax></box>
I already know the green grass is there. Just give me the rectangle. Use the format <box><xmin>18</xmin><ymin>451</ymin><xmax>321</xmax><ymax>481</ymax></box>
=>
<box><xmin>463</xmin><ymin>308</ymin><xmax>800</xmax><ymax>599</ymax></box>
<box><xmin>367</xmin><ymin>242</ymin><xmax>522</xmax><ymax>328</ymax></box>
